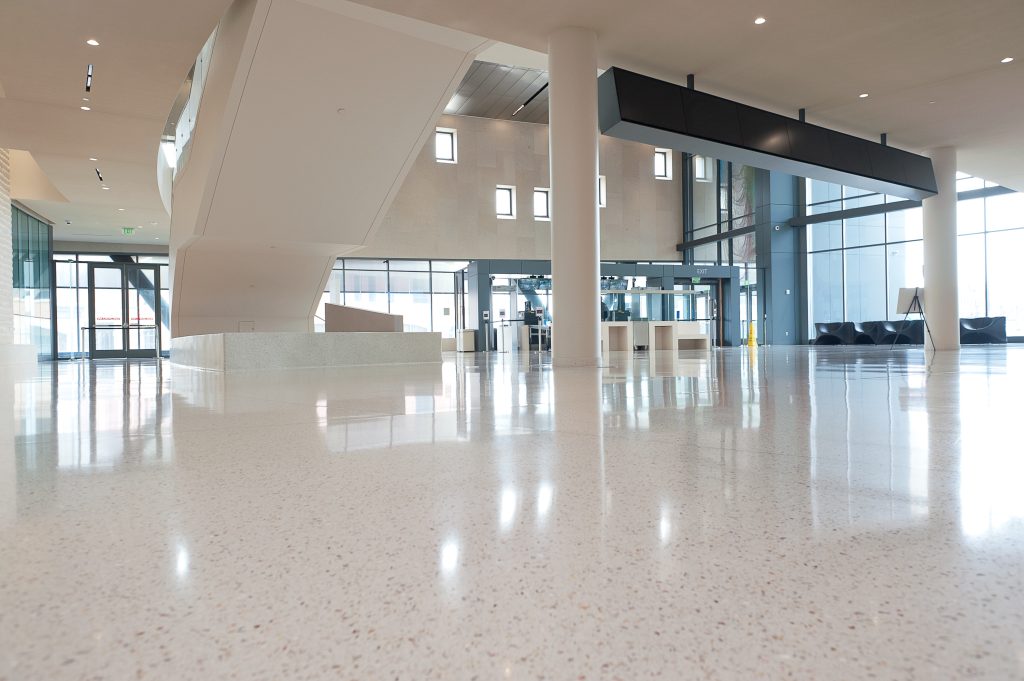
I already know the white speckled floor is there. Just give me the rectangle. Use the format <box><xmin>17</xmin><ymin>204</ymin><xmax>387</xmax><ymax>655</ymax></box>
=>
<box><xmin>2</xmin><ymin>346</ymin><xmax>1023</xmax><ymax>680</ymax></box>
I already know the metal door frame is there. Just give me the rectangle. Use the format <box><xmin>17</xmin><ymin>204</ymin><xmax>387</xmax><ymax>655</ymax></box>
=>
<box><xmin>86</xmin><ymin>262</ymin><xmax>161</xmax><ymax>359</ymax></box>
<box><xmin>677</xmin><ymin>279</ymin><xmax>722</xmax><ymax>347</ymax></box>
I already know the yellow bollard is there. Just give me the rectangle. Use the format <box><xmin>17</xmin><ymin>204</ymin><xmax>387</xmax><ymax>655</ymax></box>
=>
<box><xmin>747</xmin><ymin>322</ymin><xmax>757</xmax><ymax>348</ymax></box>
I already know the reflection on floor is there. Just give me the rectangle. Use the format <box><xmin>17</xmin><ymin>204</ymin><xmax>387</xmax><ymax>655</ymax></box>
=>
<box><xmin>2</xmin><ymin>347</ymin><xmax>1023</xmax><ymax>679</ymax></box>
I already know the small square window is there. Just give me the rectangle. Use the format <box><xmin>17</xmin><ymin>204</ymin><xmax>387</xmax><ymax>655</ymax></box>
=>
<box><xmin>598</xmin><ymin>175</ymin><xmax>607</xmax><ymax>208</ymax></box>
<box><xmin>435</xmin><ymin>128</ymin><xmax>457</xmax><ymax>163</ymax></box>
<box><xmin>654</xmin><ymin>148</ymin><xmax>672</xmax><ymax>180</ymax></box>
<box><xmin>496</xmin><ymin>185</ymin><xmax>516</xmax><ymax>219</ymax></box>
<box><xmin>693</xmin><ymin>154</ymin><xmax>712</xmax><ymax>183</ymax></box>
<box><xmin>533</xmin><ymin>188</ymin><xmax>550</xmax><ymax>221</ymax></box>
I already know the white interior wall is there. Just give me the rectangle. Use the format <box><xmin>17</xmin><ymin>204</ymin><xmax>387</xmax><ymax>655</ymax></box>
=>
<box><xmin>358</xmin><ymin>113</ymin><xmax>683</xmax><ymax>261</ymax></box>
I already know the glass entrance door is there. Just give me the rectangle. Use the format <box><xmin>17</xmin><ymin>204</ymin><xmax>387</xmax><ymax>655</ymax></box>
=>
<box><xmin>87</xmin><ymin>263</ymin><xmax>161</xmax><ymax>359</ymax></box>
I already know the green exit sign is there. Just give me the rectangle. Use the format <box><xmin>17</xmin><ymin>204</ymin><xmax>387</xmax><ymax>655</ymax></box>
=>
<box><xmin>691</xmin><ymin>276</ymin><xmax>701</xmax><ymax>284</ymax></box>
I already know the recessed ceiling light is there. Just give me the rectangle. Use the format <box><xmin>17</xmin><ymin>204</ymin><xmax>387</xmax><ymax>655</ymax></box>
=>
<box><xmin>101</xmin><ymin>186</ymin><xmax>110</xmax><ymax>190</ymax></box>
<box><xmin>117</xmin><ymin>208</ymin><xmax>125</xmax><ymax>211</ymax></box>
<box><xmin>1001</xmin><ymin>57</ymin><xmax>1014</xmax><ymax>63</ymax></box>
<box><xmin>754</xmin><ymin>17</ymin><xmax>766</xmax><ymax>25</ymax></box>
<box><xmin>86</xmin><ymin>39</ymin><xmax>99</xmax><ymax>46</ymax></box>
<box><xmin>859</xmin><ymin>93</ymin><xmax>870</xmax><ymax>98</ymax></box>
<box><xmin>150</xmin><ymin>221</ymin><xmax>158</xmax><ymax>226</ymax></box>
<box><xmin>80</xmin><ymin>105</ymin><xmax>91</xmax><ymax>111</ymax></box>
<box><xmin>89</xmin><ymin>157</ymin><xmax>98</xmax><ymax>161</ymax></box>
<box><xmin>82</xmin><ymin>97</ymin><xmax>89</xmax><ymax>102</ymax></box>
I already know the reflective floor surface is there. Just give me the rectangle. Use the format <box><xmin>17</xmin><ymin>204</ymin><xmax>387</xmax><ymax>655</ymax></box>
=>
<box><xmin>1</xmin><ymin>346</ymin><xmax>1023</xmax><ymax>680</ymax></box>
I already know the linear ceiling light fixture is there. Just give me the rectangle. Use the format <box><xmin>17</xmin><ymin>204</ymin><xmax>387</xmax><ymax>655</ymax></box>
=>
<box><xmin>85</xmin><ymin>64</ymin><xmax>93</xmax><ymax>92</ymax></box>
<box><xmin>1001</xmin><ymin>57</ymin><xmax>1014</xmax><ymax>63</ymax></box>
<box><xmin>86</xmin><ymin>39</ymin><xmax>99</xmax><ymax>46</ymax></box>
<box><xmin>754</xmin><ymin>17</ymin><xmax>766</xmax><ymax>25</ymax></box>
<box><xmin>512</xmin><ymin>82</ymin><xmax>549</xmax><ymax>116</ymax></box>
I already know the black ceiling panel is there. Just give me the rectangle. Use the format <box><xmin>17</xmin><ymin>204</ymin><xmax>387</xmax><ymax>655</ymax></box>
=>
<box><xmin>866</xmin><ymin>144</ymin><xmax>908</xmax><ymax>186</ymax></box>
<box><xmin>614</xmin><ymin>69</ymin><xmax>686</xmax><ymax>134</ymax></box>
<box><xmin>683</xmin><ymin>91</ymin><xmax>743</xmax><ymax>147</ymax></box>
<box><xmin>826</xmin><ymin>133</ymin><xmax>874</xmax><ymax>178</ymax></box>
<box><xmin>785</xmin><ymin>120</ymin><xmax>833</xmax><ymax>168</ymax></box>
<box><xmin>737</xmin><ymin>107</ymin><xmax>791</xmax><ymax>156</ymax></box>
<box><xmin>903</xmin><ymin>154</ymin><xmax>939</xmax><ymax>193</ymax></box>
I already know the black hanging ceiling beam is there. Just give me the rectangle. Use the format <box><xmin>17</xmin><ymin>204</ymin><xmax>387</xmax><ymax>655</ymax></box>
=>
<box><xmin>598</xmin><ymin>67</ymin><xmax>936</xmax><ymax>200</ymax></box>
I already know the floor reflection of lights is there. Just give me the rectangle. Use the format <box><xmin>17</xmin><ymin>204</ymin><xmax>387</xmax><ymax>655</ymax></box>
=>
<box><xmin>2</xmin><ymin>347</ymin><xmax>1023</xmax><ymax>680</ymax></box>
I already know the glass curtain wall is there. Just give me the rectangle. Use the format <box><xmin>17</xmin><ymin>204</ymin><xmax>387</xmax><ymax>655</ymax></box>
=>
<box><xmin>690</xmin><ymin>158</ymin><xmax>757</xmax><ymax>267</ymax></box>
<box><xmin>806</xmin><ymin>174</ymin><xmax>1024</xmax><ymax>338</ymax></box>
<box><xmin>316</xmin><ymin>259</ymin><xmax>468</xmax><ymax>337</ymax></box>
<box><xmin>12</xmin><ymin>206</ymin><xmax>55</xmax><ymax>359</ymax></box>
<box><xmin>54</xmin><ymin>254</ymin><xmax>170</xmax><ymax>358</ymax></box>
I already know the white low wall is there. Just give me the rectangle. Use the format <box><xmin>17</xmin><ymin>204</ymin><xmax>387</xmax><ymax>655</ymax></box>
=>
<box><xmin>171</xmin><ymin>332</ymin><xmax>441</xmax><ymax>371</ymax></box>
<box><xmin>0</xmin><ymin>344</ymin><xmax>38</xmax><ymax>366</ymax></box>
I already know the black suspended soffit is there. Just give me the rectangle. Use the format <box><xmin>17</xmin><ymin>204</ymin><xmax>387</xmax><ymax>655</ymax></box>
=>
<box><xmin>598</xmin><ymin>68</ymin><xmax>937</xmax><ymax>201</ymax></box>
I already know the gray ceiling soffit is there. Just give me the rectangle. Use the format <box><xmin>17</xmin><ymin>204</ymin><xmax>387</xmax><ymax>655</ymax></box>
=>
<box><xmin>598</xmin><ymin>68</ymin><xmax>937</xmax><ymax>201</ymax></box>
<box><xmin>445</xmin><ymin>60</ymin><xmax>549</xmax><ymax>123</ymax></box>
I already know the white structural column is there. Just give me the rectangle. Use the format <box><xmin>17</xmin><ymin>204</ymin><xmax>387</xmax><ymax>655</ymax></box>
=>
<box><xmin>922</xmin><ymin>146</ymin><xmax>959</xmax><ymax>351</ymax></box>
<box><xmin>548</xmin><ymin>27</ymin><xmax>600</xmax><ymax>366</ymax></box>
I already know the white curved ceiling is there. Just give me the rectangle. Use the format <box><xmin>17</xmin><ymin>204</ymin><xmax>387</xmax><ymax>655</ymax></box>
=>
<box><xmin>1</xmin><ymin>0</ymin><xmax>1021</xmax><ymax>249</ymax></box>
<box><xmin>0</xmin><ymin>0</ymin><xmax>232</xmax><ymax>243</ymax></box>
<box><xmin>347</xmin><ymin>0</ymin><xmax>1024</xmax><ymax>191</ymax></box>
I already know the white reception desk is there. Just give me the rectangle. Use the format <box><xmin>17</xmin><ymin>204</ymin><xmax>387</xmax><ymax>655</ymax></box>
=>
<box><xmin>600</xmin><ymin>321</ymin><xmax>711</xmax><ymax>352</ymax></box>
<box><xmin>631</xmin><ymin>320</ymin><xmax>711</xmax><ymax>351</ymax></box>
<box><xmin>481</xmin><ymin>321</ymin><xmax>711</xmax><ymax>354</ymax></box>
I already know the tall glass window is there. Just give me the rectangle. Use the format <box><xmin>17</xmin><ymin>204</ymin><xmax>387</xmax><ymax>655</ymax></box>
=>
<box><xmin>986</xmin><ymin>230</ymin><xmax>1024</xmax><ymax>334</ymax></box>
<box><xmin>843</xmin><ymin>246</ymin><xmax>886</xmax><ymax>322</ymax></box>
<box><xmin>885</xmin><ymin>241</ymin><xmax>923</xmax><ymax>321</ymax></box>
<box><xmin>957</xmin><ymin>234</ymin><xmax>986</xmax><ymax>319</ymax></box>
<box><xmin>12</xmin><ymin>206</ymin><xmax>54</xmax><ymax>359</ymax></box>
<box><xmin>316</xmin><ymin>259</ymin><xmax>468</xmax><ymax>337</ymax></box>
<box><xmin>805</xmin><ymin>175</ymin><xmax>1024</xmax><ymax>339</ymax></box>
<box><xmin>687</xmin><ymin>158</ymin><xmax>757</xmax><ymax>266</ymax></box>
<box><xmin>809</xmin><ymin>250</ymin><xmax>843</xmax><ymax>324</ymax></box>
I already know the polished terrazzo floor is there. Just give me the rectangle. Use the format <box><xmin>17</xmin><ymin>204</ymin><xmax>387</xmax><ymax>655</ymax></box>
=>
<box><xmin>1</xmin><ymin>346</ymin><xmax>1023</xmax><ymax>680</ymax></box>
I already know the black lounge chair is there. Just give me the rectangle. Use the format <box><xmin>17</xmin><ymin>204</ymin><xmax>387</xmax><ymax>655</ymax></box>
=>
<box><xmin>813</xmin><ymin>322</ymin><xmax>852</xmax><ymax>345</ymax></box>
<box><xmin>960</xmin><ymin>316</ymin><xmax>1007</xmax><ymax>345</ymax></box>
